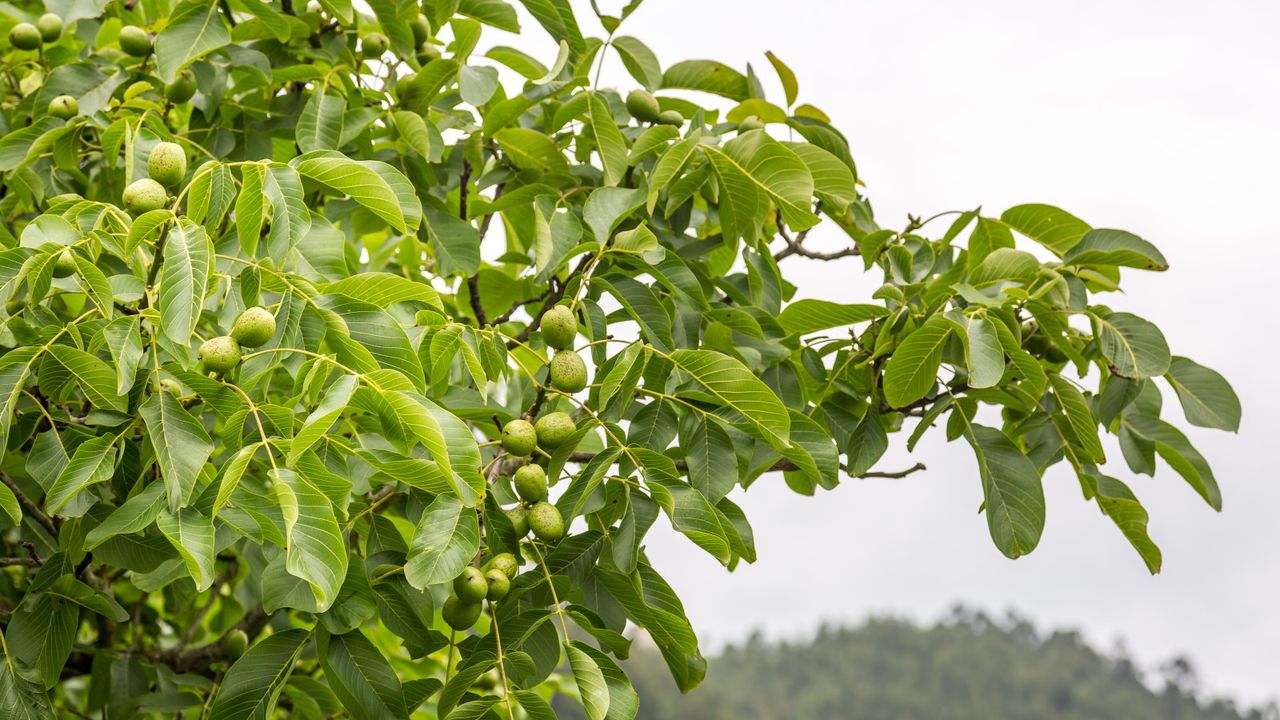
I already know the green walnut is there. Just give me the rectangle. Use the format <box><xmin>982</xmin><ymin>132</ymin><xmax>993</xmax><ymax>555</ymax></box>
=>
<box><xmin>221</xmin><ymin>629</ymin><xmax>248</xmax><ymax>659</ymax></box>
<box><xmin>625</xmin><ymin>89</ymin><xmax>661</xmax><ymax>123</ymax></box>
<box><xmin>361</xmin><ymin>32</ymin><xmax>388</xmax><ymax>58</ymax></box>
<box><xmin>416</xmin><ymin>44</ymin><xmax>441</xmax><ymax>64</ymax></box>
<box><xmin>199</xmin><ymin>336</ymin><xmax>242</xmax><ymax>375</ymax></box>
<box><xmin>230</xmin><ymin>306</ymin><xmax>276</xmax><ymax>348</ymax></box>
<box><xmin>159</xmin><ymin>378</ymin><xmax>183</xmax><ymax>397</ymax></box>
<box><xmin>514</xmin><ymin>464</ymin><xmax>548</xmax><ymax>503</ymax></box>
<box><xmin>148</xmin><ymin>142</ymin><xmax>187</xmax><ymax>190</ymax></box>
<box><xmin>36</xmin><ymin>13</ymin><xmax>62</xmax><ymax>42</ymax></box>
<box><xmin>541</xmin><ymin>304</ymin><xmax>577</xmax><ymax>350</ymax></box>
<box><xmin>410</xmin><ymin>14</ymin><xmax>431</xmax><ymax>46</ymax></box>
<box><xmin>475</xmin><ymin>668</ymin><xmax>500</xmax><ymax>691</ymax></box>
<box><xmin>486</xmin><ymin>552</ymin><xmax>518</xmax><ymax>579</ymax></box>
<box><xmin>549</xmin><ymin>350</ymin><xmax>588</xmax><ymax>393</ymax></box>
<box><xmin>47</xmin><ymin>95</ymin><xmax>77</xmax><ymax>119</ymax></box>
<box><xmin>483</xmin><ymin>569</ymin><xmax>510</xmax><ymax>601</ymax></box>
<box><xmin>657</xmin><ymin>109</ymin><xmax>685</xmax><ymax>127</ymax></box>
<box><xmin>52</xmin><ymin>249</ymin><xmax>77</xmax><ymax>279</ymax></box>
<box><xmin>166</xmin><ymin>71</ymin><xmax>197</xmax><ymax>104</ymax></box>
<box><xmin>501</xmin><ymin>418</ymin><xmax>537</xmax><ymax>457</ymax></box>
<box><xmin>8</xmin><ymin>23</ymin><xmax>41</xmax><ymax>50</ymax></box>
<box><xmin>505</xmin><ymin>506</ymin><xmax>529</xmax><ymax>537</ymax></box>
<box><xmin>528</xmin><ymin>501</ymin><xmax>565</xmax><ymax>542</ymax></box>
<box><xmin>122</xmin><ymin>178</ymin><xmax>167</xmax><ymax>215</ymax></box>
<box><xmin>117</xmin><ymin>25</ymin><xmax>152</xmax><ymax>57</ymax></box>
<box><xmin>534</xmin><ymin>411</ymin><xmax>575</xmax><ymax>449</ymax></box>
<box><xmin>5</xmin><ymin>299</ymin><xmax>24</xmax><ymax>315</ymax></box>
<box><xmin>395</xmin><ymin>72</ymin><xmax>416</xmax><ymax>99</ymax></box>
<box><xmin>441</xmin><ymin>596</ymin><xmax>482</xmax><ymax>631</ymax></box>
<box><xmin>452</xmin><ymin>566</ymin><xmax>488</xmax><ymax>604</ymax></box>
<box><xmin>738</xmin><ymin>115</ymin><xmax>764</xmax><ymax>132</ymax></box>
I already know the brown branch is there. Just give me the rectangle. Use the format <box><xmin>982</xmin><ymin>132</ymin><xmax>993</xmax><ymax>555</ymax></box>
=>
<box><xmin>558</xmin><ymin>451</ymin><xmax>926</xmax><ymax>480</ymax></box>
<box><xmin>1</xmin><ymin>472</ymin><xmax>56</xmax><ymax>535</ymax></box>
<box><xmin>0</xmin><ymin>556</ymin><xmax>40</xmax><ymax>567</ymax></box>
<box><xmin>772</xmin><ymin>205</ymin><xmax>857</xmax><ymax>262</ymax></box>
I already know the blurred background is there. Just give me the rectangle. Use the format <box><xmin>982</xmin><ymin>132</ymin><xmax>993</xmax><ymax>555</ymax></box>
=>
<box><xmin>514</xmin><ymin>0</ymin><xmax>1280</xmax><ymax>715</ymax></box>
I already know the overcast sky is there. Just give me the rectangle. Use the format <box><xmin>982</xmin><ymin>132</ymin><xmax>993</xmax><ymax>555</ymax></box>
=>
<box><xmin>494</xmin><ymin>0</ymin><xmax>1280</xmax><ymax>705</ymax></box>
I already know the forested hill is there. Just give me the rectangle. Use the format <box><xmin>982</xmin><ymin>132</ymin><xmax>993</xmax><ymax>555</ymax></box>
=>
<box><xmin>557</xmin><ymin>609</ymin><xmax>1277</xmax><ymax>720</ymax></box>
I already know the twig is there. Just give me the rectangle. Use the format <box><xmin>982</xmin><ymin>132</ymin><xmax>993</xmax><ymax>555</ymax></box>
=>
<box><xmin>773</xmin><ymin>208</ymin><xmax>858</xmax><ymax>262</ymax></box>
<box><xmin>0</xmin><ymin>556</ymin><xmax>40</xmax><ymax>567</ymax></box>
<box><xmin>553</xmin><ymin>451</ymin><xmax>927</xmax><ymax>480</ymax></box>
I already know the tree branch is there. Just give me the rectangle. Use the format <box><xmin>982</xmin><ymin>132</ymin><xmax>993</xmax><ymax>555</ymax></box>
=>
<box><xmin>772</xmin><ymin>206</ymin><xmax>858</xmax><ymax>262</ymax></box>
<box><xmin>555</xmin><ymin>451</ymin><xmax>927</xmax><ymax>480</ymax></box>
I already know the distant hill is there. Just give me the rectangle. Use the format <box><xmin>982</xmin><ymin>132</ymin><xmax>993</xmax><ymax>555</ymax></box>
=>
<box><xmin>554</xmin><ymin>608</ymin><xmax>1277</xmax><ymax>720</ymax></box>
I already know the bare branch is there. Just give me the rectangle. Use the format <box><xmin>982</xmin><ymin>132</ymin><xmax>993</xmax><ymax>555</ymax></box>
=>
<box><xmin>558</xmin><ymin>451</ymin><xmax>927</xmax><ymax>481</ymax></box>
<box><xmin>772</xmin><ymin>207</ymin><xmax>858</xmax><ymax>262</ymax></box>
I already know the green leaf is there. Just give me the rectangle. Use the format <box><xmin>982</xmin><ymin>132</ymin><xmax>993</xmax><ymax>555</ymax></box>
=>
<box><xmin>613</xmin><ymin>36</ymin><xmax>662</xmax><ymax>90</ymax></box>
<box><xmin>662</xmin><ymin>60</ymin><xmax>749</xmax><ymax>100</ymax></box>
<box><xmin>84</xmin><ymin>482</ymin><xmax>167</xmax><ymax>549</ymax></box>
<box><xmin>786</xmin><ymin>143</ymin><xmax>856</xmax><ymax>211</ymax></box>
<box><xmin>684</xmin><ymin>418</ymin><xmax>737</xmax><ymax>502</ymax></box>
<box><xmin>494</xmin><ymin>128</ymin><xmax>568</xmax><ymax>174</ymax></box>
<box><xmin>376</xmin><ymin>390</ymin><xmax>484</xmax><ymax>504</ymax></box>
<box><xmin>959</xmin><ymin>315</ymin><xmax>1004</xmax><ymax>390</ymax></box>
<box><xmin>0</xmin><ymin>347</ymin><xmax>38</xmax><ymax>466</ymax></box>
<box><xmin>326</xmin><ymin>272</ymin><xmax>442</xmax><ymax>309</ymax></box>
<box><xmin>883</xmin><ymin>314</ymin><xmax>952</xmax><ymax>408</ymax></box>
<box><xmin>1094</xmin><ymin>311</ymin><xmax>1171</xmax><ymax>379</ymax></box>
<box><xmin>584</xmin><ymin>186</ymin><xmax>646</xmax><ymax>244</ymax></box>
<box><xmin>1164</xmin><ymin>356</ymin><xmax>1241</xmax><ymax>432</ymax></box>
<box><xmin>957</xmin><ymin>416</ymin><xmax>1046</xmax><ymax>559</ymax></box>
<box><xmin>156</xmin><ymin>218</ymin><xmax>212</xmax><ymax>345</ymax></box>
<box><xmin>1048</xmin><ymin>374</ymin><xmax>1106</xmax><ymax>463</ymax></box>
<box><xmin>0</xmin><ymin>635</ymin><xmax>53</xmax><ymax>719</ymax></box>
<box><xmin>667</xmin><ymin>349</ymin><xmax>791</xmax><ymax>451</ymax></box>
<box><xmin>156</xmin><ymin>508</ymin><xmax>217</xmax><ymax>591</ymax></box>
<box><xmin>778</xmin><ymin>300</ymin><xmax>887</xmax><ymax>335</ymax></box>
<box><xmin>424</xmin><ymin>206</ymin><xmax>480</xmax><ymax>276</ymax></box>
<box><xmin>515</xmin><ymin>0</ymin><xmax>585</xmax><ymax>55</ymax></box>
<box><xmin>968</xmin><ymin>248</ymin><xmax>1039</xmax><ymax>288</ymax></box>
<box><xmin>765</xmin><ymin>51</ymin><xmax>799</xmax><ymax>106</ymax></box>
<box><xmin>294</xmin><ymin>152</ymin><xmax>417</xmax><ymax>233</ymax></box>
<box><xmin>45</xmin><ymin>345</ymin><xmax>127</xmax><ymax>413</ymax></box>
<box><xmin>1064</xmin><ymin>228</ymin><xmax>1168</xmax><ymax>271</ymax></box>
<box><xmin>704</xmin><ymin>131</ymin><xmax>817</xmax><ymax>242</ymax></box>
<box><xmin>288</xmin><ymin>375</ymin><xmax>357</xmax><ymax>464</ymax></box>
<box><xmin>274</xmin><ymin>468</ymin><xmax>347</xmax><ymax>611</ymax></box>
<box><xmin>1086</xmin><ymin>470</ymin><xmax>1162</xmax><ymax>574</ymax></box>
<box><xmin>459</xmin><ymin>64</ymin><xmax>500</xmax><ymax>106</ymax></box>
<box><xmin>4</xmin><ymin>593</ymin><xmax>76</xmax><ymax>689</ymax></box>
<box><xmin>296</xmin><ymin>91</ymin><xmax>346</xmax><ymax>153</ymax></box>
<box><xmin>404</xmin><ymin>494</ymin><xmax>479</xmax><ymax>590</ymax></box>
<box><xmin>102</xmin><ymin>316</ymin><xmax>144</xmax><ymax>396</ymax></box>
<box><xmin>140</xmin><ymin>392</ymin><xmax>214</xmax><ymax>512</ymax></box>
<box><xmin>45</xmin><ymin>434</ymin><xmax>117</xmax><ymax>515</ymax></box>
<box><xmin>209</xmin><ymin>629</ymin><xmax>311</xmax><ymax>720</ymax></box>
<box><xmin>317</xmin><ymin>629</ymin><xmax>409</xmax><ymax>720</ymax></box>
<box><xmin>585</xmin><ymin>92</ymin><xmax>629</xmax><ymax>186</ymax></box>
<box><xmin>999</xmin><ymin>203</ymin><xmax>1090</xmax><ymax>256</ymax></box>
<box><xmin>566</xmin><ymin>640</ymin><xmax>639</xmax><ymax>720</ymax></box>
<box><xmin>154</xmin><ymin>0</ymin><xmax>231</xmax><ymax>83</ymax></box>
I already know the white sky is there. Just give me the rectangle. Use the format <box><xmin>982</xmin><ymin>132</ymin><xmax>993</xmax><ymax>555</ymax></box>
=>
<box><xmin>493</xmin><ymin>0</ymin><xmax>1280</xmax><ymax>705</ymax></box>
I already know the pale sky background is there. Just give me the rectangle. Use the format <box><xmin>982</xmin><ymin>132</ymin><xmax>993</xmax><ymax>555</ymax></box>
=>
<box><xmin>495</xmin><ymin>0</ymin><xmax>1280</xmax><ymax>706</ymax></box>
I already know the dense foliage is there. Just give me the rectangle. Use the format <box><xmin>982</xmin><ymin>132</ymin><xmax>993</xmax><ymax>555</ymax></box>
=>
<box><xmin>0</xmin><ymin>0</ymin><xmax>1242</xmax><ymax>717</ymax></box>
<box><xmin>605</xmin><ymin>610</ymin><xmax>1279</xmax><ymax>720</ymax></box>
